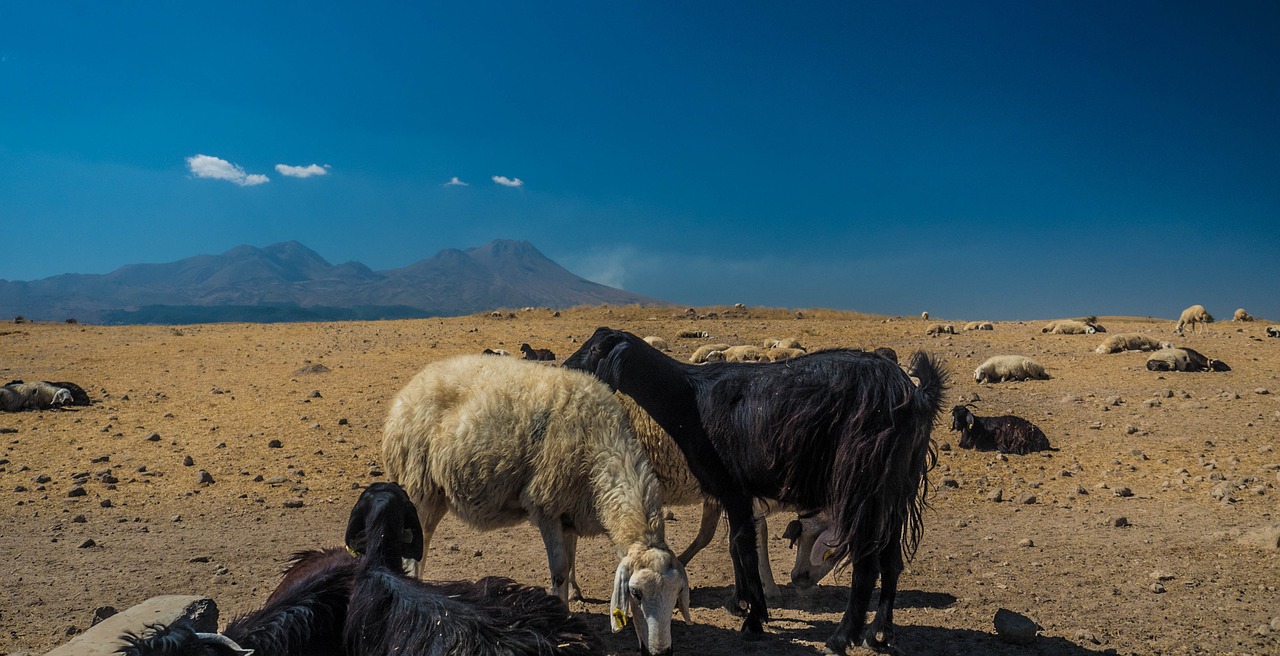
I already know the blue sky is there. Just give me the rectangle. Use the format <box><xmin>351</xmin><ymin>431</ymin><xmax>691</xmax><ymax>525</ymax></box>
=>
<box><xmin>2</xmin><ymin>1</ymin><xmax>1277</xmax><ymax>320</ymax></box>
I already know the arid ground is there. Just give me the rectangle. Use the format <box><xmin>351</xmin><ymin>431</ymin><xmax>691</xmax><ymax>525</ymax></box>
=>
<box><xmin>2</xmin><ymin>307</ymin><xmax>1277</xmax><ymax>655</ymax></box>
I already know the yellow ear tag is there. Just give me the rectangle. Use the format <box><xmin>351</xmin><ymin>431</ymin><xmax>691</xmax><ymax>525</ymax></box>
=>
<box><xmin>968</xmin><ymin>422</ymin><xmax>974</xmax><ymax>430</ymax></box>
<box><xmin>823</xmin><ymin>549</ymin><xmax>835</xmax><ymax>562</ymax></box>
<box><xmin>612</xmin><ymin>608</ymin><xmax>629</xmax><ymax>628</ymax></box>
<box><xmin>345</xmin><ymin>545</ymin><xmax>360</xmax><ymax>557</ymax></box>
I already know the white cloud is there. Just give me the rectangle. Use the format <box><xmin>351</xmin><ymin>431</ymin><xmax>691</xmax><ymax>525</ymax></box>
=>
<box><xmin>186</xmin><ymin>154</ymin><xmax>269</xmax><ymax>186</ymax></box>
<box><xmin>274</xmin><ymin>163</ymin><xmax>330</xmax><ymax>178</ymax></box>
<box><xmin>442</xmin><ymin>176</ymin><xmax>469</xmax><ymax>187</ymax></box>
<box><xmin>492</xmin><ymin>175</ymin><xmax>524</xmax><ymax>188</ymax></box>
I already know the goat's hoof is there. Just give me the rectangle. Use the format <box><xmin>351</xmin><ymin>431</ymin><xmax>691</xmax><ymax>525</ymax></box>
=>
<box><xmin>740</xmin><ymin>618</ymin><xmax>764</xmax><ymax>638</ymax></box>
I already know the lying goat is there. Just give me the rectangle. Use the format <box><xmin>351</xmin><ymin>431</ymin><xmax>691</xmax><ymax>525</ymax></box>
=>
<box><xmin>949</xmin><ymin>405</ymin><xmax>1052</xmax><ymax>455</ymax></box>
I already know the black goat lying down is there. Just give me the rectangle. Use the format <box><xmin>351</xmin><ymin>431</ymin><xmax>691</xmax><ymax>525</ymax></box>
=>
<box><xmin>520</xmin><ymin>343</ymin><xmax>556</xmax><ymax>361</ymax></box>
<box><xmin>564</xmin><ymin>327</ymin><xmax>946</xmax><ymax>654</ymax></box>
<box><xmin>949</xmin><ymin>405</ymin><xmax>1053</xmax><ymax>455</ymax></box>
<box><xmin>120</xmin><ymin>483</ymin><xmax>600</xmax><ymax>656</ymax></box>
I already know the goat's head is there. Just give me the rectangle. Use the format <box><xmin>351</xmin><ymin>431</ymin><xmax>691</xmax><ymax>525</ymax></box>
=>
<box><xmin>612</xmin><ymin>544</ymin><xmax>689</xmax><ymax>656</ymax></box>
<box><xmin>1208</xmin><ymin>359</ymin><xmax>1231</xmax><ymax>372</ymax></box>
<box><xmin>345</xmin><ymin>482</ymin><xmax>425</xmax><ymax>572</ymax></box>
<box><xmin>563</xmin><ymin>327</ymin><xmax>636</xmax><ymax>389</ymax></box>
<box><xmin>118</xmin><ymin>620</ymin><xmax>253</xmax><ymax>656</ymax></box>
<box><xmin>782</xmin><ymin>511</ymin><xmax>837</xmax><ymax>589</ymax></box>
<box><xmin>950</xmin><ymin>405</ymin><xmax>978</xmax><ymax>448</ymax></box>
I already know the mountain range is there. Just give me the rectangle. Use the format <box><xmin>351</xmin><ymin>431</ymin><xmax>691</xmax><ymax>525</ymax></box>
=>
<box><xmin>0</xmin><ymin>240</ymin><xmax>668</xmax><ymax>324</ymax></box>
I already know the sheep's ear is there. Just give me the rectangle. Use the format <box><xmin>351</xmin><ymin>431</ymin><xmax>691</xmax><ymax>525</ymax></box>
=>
<box><xmin>610</xmin><ymin>557</ymin><xmax>632</xmax><ymax>632</ymax></box>
<box><xmin>678</xmin><ymin>582</ymin><xmax>692</xmax><ymax>623</ymax></box>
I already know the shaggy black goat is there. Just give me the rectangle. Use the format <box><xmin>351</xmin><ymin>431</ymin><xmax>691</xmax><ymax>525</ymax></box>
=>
<box><xmin>563</xmin><ymin>327</ymin><xmax>946</xmax><ymax>653</ymax></box>
<box><xmin>949</xmin><ymin>405</ymin><xmax>1052</xmax><ymax>455</ymax></box>
<box><xmin>121</xmin><ymin>483</ymin><xmax>599</xmax><ymax>656</ymax></box>
<box><xmin>520</xmin><ymin>343</ymin><xmax>556</xmax><ymax>361</ymax></box>
<box><xmin>344</xmin><ymin>483</ymin><xmax>602</xmax><ymax>656</ymax></box>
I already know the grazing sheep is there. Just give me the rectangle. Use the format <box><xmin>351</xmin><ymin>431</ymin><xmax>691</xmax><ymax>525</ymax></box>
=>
<box><xmin>1094</xmin><ymin>333</ymin><xmax>1172</xmax><ymax>354</ymax></box>
<box><xmin>615</xmin><ymin>393</ymin><xmax>834</xmax><ymax>605</ymax></box>
<box><xmin>1041</xmin><ymin>319</ymin><xmax>1095</xmax><ymax>335</ymax></box>
<box><xmin>973</xmin><ymin>355</ymin><xmax>1050</xmax><ymax>383</ymax></box>
<box><xmin>722</xmin><ymin>345</ymin><xmax>766</xmax><ymax>362</ymax></box>
<box><xmin>926</xmin><ymin>324</ymin><xmax>956</xmax><ymax>336</ymax></box>
<box><xmin>520</xmin><ymin>343</ymin><xmax>556</xmax><ymax>361</ymax></box>
<box><xmin>1174</xmin><ymin>304</ymin><xmax>1214</xmax><ymax>335</ymax></box>
<box><xmin>1267</xmin><ymin>325</ymin><xmax>1280</xmax><ymax>338</ymax></box>
<box><xmin>381</xmin><ymin>355</ymin><xmax>689</xmax><ymax>656</ymax></box>
<box><xmin>481</xmin><ymin>348</ymin><xmax>511</xmax><ymax>356</ymax></box>
<box><xmin>0</xmin><ymin>382</ymin><xmax>73</xmax><ymax>412</ymax></box>
<box><xmin>921</xmin><ymin>311</ymin><xmax>929</xmax><ymax>321</ymax></box>
<box><xmin>689</xmin><ymin>343</ymin><xmax>732</xmax><ymax>363</ymax></box>
<box><xmin>1146</xmin><ymin>347</ymin><xmax>1230</xmax><ymax>372</ymax></box>
<box><xmin>1234</xmin><ymin>308</ymin><xmax>1254</xmax><ymax>322</ymax></box>
<box><xmin>964</xmin><ymin>321</ymin><xmax>994</xmax><ymax>331</ymax></box>
<box><xmin>763</xmin><ymin>347</ymin><xmax>806</xmax><ymax>362</ymax></box>
<box><xmin>949</xmin><ymin>405</ymin><xmax>1052</xmax><ymax>455</ymax></box>
<box><xmin>564</xmin><ymin>328</ymin><xmax>946</xmax><ymax>652</ymax></box>
<box><xmin>643</xmin><ymin>336</ymin><xmax>669</xmax><ymax>351</ymax></box>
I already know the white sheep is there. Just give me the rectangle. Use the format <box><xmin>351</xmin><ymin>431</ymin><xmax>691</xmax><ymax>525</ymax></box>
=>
<box><xmin>614</xmin><ymin>394</ymin><xmax>833</xmax><ymax>604</ymax></box>
<box><xmin>0</xmin><ymin>382</ymin><xmax>72</xmax><ymax>412</ymax></box>
<box><xmin>974</xmin><ymin>355</ymin><xmax>1050</xmax><ymax>383</ymax></box>
<box><xmin>643</xmin><ymin>336</ymin><xmax>669</xmax><ymax>351</ymax></box>
<box><xmin>1174</xmin><ymin>304</ymin><xmax>1214</xmax><ymax>335</ymax></box>
<box><xmin>1267</xmin><ymin>325</ymin><xmax>1280</xmax><ymax>338</ymax></box>
<box><xmin>1041</xmin><ymin>319</ymin><xmax>1095</xmax><ymax>335</ymax></box>
<box><xmin>921</xmin><ymin>311</ymin><xmax>929</xmax><ymax>321</ymax></box>
<box><xmin>761</xmin><ymin>337</ymin><xmax>804</xmax><ymax>350</ymax></box>
<box><xmin>689</xmin><ymin>343</ymin><xmax>732</xmax><ymax>363</ymax></box>
<box><xmin>1233</xmin><ymin>308</ymin><xmax>1254</xmax><ymax>322</ymax></box>
<box><xmin>964</xmin><ymin>321</ymin><xmax>994</xmax><ymax>331</ymax></box>
<box><xmin>926</xmin><ymin>324</ymin><xmax>956</xmax><ymax>336</ymax></box>
<box><xmin>1094</xmin><ymin>333</ymin><xmax>1172</xmax><ymax>354</ymax></box>
<box><xmin>721</xmin><ymin>345</ymin><xmax>766</xmax><ymax>362</ymax></box>
<box><xmin>762</xmin><ymin>346</ymin><xmax>806</xmax><ymax>362</ymax></box>
<box><xmin>381</xmin><ymin>355</ymin><xmax>690</xmax><ymax>655</ymax></box>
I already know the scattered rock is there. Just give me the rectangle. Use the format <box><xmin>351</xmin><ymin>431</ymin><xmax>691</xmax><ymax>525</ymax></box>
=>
<box><xmin>79</xmin><ymin>539</ymin><xmax>96</xmax><ymax>548</ymax></box>
<box><xmin>988</xmin><ymin>489</ymin><xmax>1004</xmax><ymax>503</ymax></box>
<box><xmin>182</xmin><ymin>455</ymin><xmax>194</xmax><ymax>467</ymax></box>
<box><xmin>1150</xmin><ymin>582</ymin><xmax>1166</xmax><ymax>594</ymax></box>
<box><xmin>1238</xmin><ymin>524</ymin><xmax>1280</xmax><ymax>550</ymax></box>
<box><xmin>1062</xmin><ymin>395</ymin><xmax>1083</xmax><ymax>404</ymax></box>
<box><xmin>267</xmin><ymin>439</ymin><xmax>283</xmax><ymax>448</ymax></box>
<box><xmin>1114</xmin><ymin>487</ymin><xmax>1134</xmax><ymax>498</ymax></box>
<box><xmin>196</xmin><ymin>470</ymin><xmax>214</xmax><ymax>485</ymax></box>
<box><xmin>1256</xmin><ymin>388</ymin><xmax>1272</xmax><ymax>395</ymax></box>
<box><xmin>1018</xmin><ymin>538</ymin><xmax>1034</xmax><ymax>548</ymax></box>
<box><xmin>67</xmin><ymin>485</ymin><xmax>86</xmax><ymax>498</ymax></box>
<box><xmin>1112</xmin><ymin>516</ymin><xmax>1130</xmax><ymax>527</ymax></box>
<box><xmin>940</xmin><ymin>477</ymin><xmax>960</xmax><ymax>488</ymax></box>
<box><xmin>1017</xmin><ymin>493</ymin><xmax>1037</xmax><ymax>505</ymax></box>
<box><xmin>294</xmin><ymin>364</ymin><xmax>331</xmax><ymax>375</ymax></box>
<box><xmin>91</xmin><ymin>606</ymin><xmax>118</xmax><ymax>626</ymax></box>
<box><xmin>993</xmin><ymin>608</ymin><xmax>1040</xmax><ymax>644</ymax></box>
<box><xmin>283</xmin><ymin>499</ymin><xmax>304</xmax><ymax>508</ymax></box>
<box><xmin>146</xmin><ymin>433</ymin><xmax>161</xmax><ymax>442</ymax></box>
<box><xmin>308</xmin><ymin>390</ymin><xmax>322</xmax><ymax>398</ymax></box>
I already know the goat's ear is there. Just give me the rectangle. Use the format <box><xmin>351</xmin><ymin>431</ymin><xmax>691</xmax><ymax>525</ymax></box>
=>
<box><xmin>781</xmin><ymin>519</ymin><xmax>802</xmax><ymax>546</ymax></box>
<box><xmin>610</xmin><ymin>557</ymin><xmax>633</xmax><ymax>632</ymax></box>
<box><xmin>678</xmin><ymin>581</ymin><xmax>692</xmax><ymax>624</ymax></box>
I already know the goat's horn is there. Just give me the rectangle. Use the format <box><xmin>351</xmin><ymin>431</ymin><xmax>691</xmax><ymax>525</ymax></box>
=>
<box><xmin>195</xmin><ymin>633</ymin><xmax>254</xmax><ymax>656</ymax></box>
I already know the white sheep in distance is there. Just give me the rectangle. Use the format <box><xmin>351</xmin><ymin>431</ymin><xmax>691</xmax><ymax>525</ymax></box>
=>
<box><xmin>763</xmin><ymin>346</ymin><xmax>807</xmax><ymax>362</ymax></box>
<box><xmin>1146</xmin><ymin>347</ymin><xmax>1231</xmax><ymax>372</ymax></box>
<box><xmin>964</xmin><ymin>321</ymin><xmax>994</xmax><ymax>331</ymax></box>
<box><xmin>1041</xmin><ymin>319</ymin><xmax>1095</xmax><ymax>335</ymax></box>
<box><xmin>381</xmin><ymin>355</ymin><xmax>690</xmax><ymax>655</ymax></box>
<box><xmin>643</xmin><ymin>336</ymin><xmax>670</xmax><ymax>351</ymax></box>
<box><xmin>1233</xmin><ymin>308</ymin><xmax>1254</xmax><ymax>322</ymax></box>
<box><xmin>1267</xmin><ymin>325</ymin><xmax>1280</xmax><ymax>338</ymax></box>
<box><xmin>920</xmin><ymin>311</ymin><xmax>929</xmax><ymax>321</ymax></box>
<box><xmin>926</xmin><ymin>324</ymin><xmax>956</xmax><ymax>336</ymax></box>
<box><xmin>614</xmin><ymin>394</ymin><xmax>834</xmax><ymax>604</ymax></box>
<box><xmin>762</xmin><ymin>337</ymin><xmax>804</xmax><ymax>350</ymax></box>
<box><xmin>1174</xmin><ymin>304</ymin><xmax>1214</xmax><ymax>335</ymax></box>
<box><xmin>1094</xmin><ymin>333</ymin><xmax>1172</xmax><ymax>355</ymax></box>
<box><xmin>974</xmin><ymin>355</ymin><xmax>1050</xmax><ymax>383</ymax></box>
<box><xmin>721</xmin><ymin>345</ymin><xmax>766</xmax><ymax>362</ymax></box>
<box><xmin>0</xmin><ymin>382</ymin><xmax>73</xmax><ymax>412</ymax></box>
<box><xmin>689</xmin><ymin>343</ymin><xmax>732</xmax><ymax>363</ymax></box>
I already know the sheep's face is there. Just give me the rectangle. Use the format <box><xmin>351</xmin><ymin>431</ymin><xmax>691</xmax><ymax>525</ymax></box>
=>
<box><xmin>51</xmin><ymin>388</ymin><xmax>72</xmax><ymax>406</ymax></box>
<box><xmin>783</xmin><ymin>514</ymin><xmax>837</xmax><ymax>589</ymax></box>
<box><xmin>612</xmin><ymin>545</ymin><xmax>689</xmax><ymax>656</ymax></box>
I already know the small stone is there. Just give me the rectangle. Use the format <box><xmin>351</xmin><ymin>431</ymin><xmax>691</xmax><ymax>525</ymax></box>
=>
<box><xmin>368</xmin><ymin>467</ymin><xmax>384</xmax><ymax>477</ymax></box>
<box><xmin>1017</xmin><ymin>493</ymin><xmax>1037</xmax><ymax>505</ymax></box>
<box><xmin>993</xmin><ymin>608</ymin><xmax>1040</xmax><ymax>644</ymax></box>
<box><xmin>1144</xmin><ymin>399</ymin><xmax>1161</xmax><ymax>408</ymax></box>
<box><xmin>182</xmin><ymin>455</ymin><xmax>194</xmax><ymax>466</ymax></box>
<box><xmin>1076</xmin><ymin>485</ymin><xmax>1089</xmax><ymax>495</ymax></box>
<box><xmin>473</xmin><ymin>550</ymin><xmax>484</xmax><ymax>557</ymax></box>
<box><xmin>72</xmin><ymin>514</ymin><xmax>87</xmax><ymax>523</ymax></box>
<box><xmin>988</xmin><ymin>489</ymin><xmax>1004</xmax><ymax>503</ymax></box>
<box><xmin>1061</xmin><ymin>395</ymin><xmax>1083</xmax><ymax>404</ymax></box>
<box><xmin>283</xmin><ymin>499</ymin><xmax>304</xmax><ymax>508</ymax></box>
<box><xmin>1150</xmin><ymin>582</ymin><xmax>1165</xmax><ymax>593</ymax></box>
<box><xmin>146</xmin><ymin>433</ymin><xmax>161</xmax><ymax>442</ymax></box>
<box><xmin>1256</xmin><ymin>388</ymin><xmax>1271</xmax><ymax>395</ymax></box>
<box><xmin>1018</xmin><ymin>538</ymin><xmax>1034</xmax><ymax>548</ymax></box>
<box><xmin>196</xmin><ymin>470</ymin><xmax>214</xmax><ymax>485</ymax></box>
<box><xmin>1089</xmin><ymin>422</ymin><xmax>1102</xmax><ymax>430</ymax></box>
<box><xmin>940</xmin><ymin>477</ymin><xmax>960</xmax><ymax>488</ymax></box>
<box><xmin>664</xmin><ymin>510</ymin><xmax>676</xmax><ymax>520</ymax></box>
<box><xmin>1106</xmin><ymin>396</ymin><xmax>1122</xmax><ymax>406</ymax></box>
<box><xmin>91</xmin><ymin>606</ymin><xmax>117</xmax><ymax>626</ymax></box>
<box><xmin>938</xmin><ymin>442</ymin><xmax>951</xmax><ymax>452</ymax></box>
<box><xmin>1125</xmin><ymin>425</ymin><xmax>1138</xmax><ymax>435</ymax></box>
<box><xmin>267</xmin><ymin>439</ymin><xmax>283</xmax><ymax>448</ymax></box>
<box><xmin>1113</xmin><ymin>516</ymin><xmax>1130</xmax><ymax>527</ymax></box>
<box><xmin>100</xmin><ymin>499</ymin><xmax>113</xmax><ymax>508</ymax></box>
<box><xmin>79</xmin><ymin>539</ymin><xmax>96</xmax><ymax>548</ymax></box>
<box><xmin>308</xmin><ymin>390</ymin><xmax>322</xmax><ymax>398</ymax></box>
<box><xmin>1114</xmin><ymin>487</ymin><xmax>1133</xmax><ymax>498</ymax></box>
<box><xmin>1159</xmin><ymin>389</ymin><xmax>1174</xmax><ymax>398</ymax></box>
<box><xmin>67</xmin><ymin>485</ymin><xmax>87</xmax><ymax>498</ymax></box>
<box><xmin>338</xmin><ymin>418</ymin><xmax>349</xmax><ymax>426</ymax></box>
<box><xmin>1150</xmin><ymin>570</ymin><xmax>1174</xmax><ymax>581</ymax></box>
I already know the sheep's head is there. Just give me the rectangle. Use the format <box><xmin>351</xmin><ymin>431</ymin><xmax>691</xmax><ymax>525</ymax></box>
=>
<box><xmin>612</xmin><ymin>544</ymin><xmax>689</xmax><ymax>656</ymax></box>
<box><xmin>782</xmin><ymin>512</ymin><xmax>837</xmax><ymax>589</ymax></box>
<box><xmin>51</xmin><ymin>388</ymin><xmax>72</xmax><ymax>406</ymax></box>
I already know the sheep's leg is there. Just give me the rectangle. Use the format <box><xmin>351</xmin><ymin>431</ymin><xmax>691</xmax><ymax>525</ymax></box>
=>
<box><xmin>865</xmin><ymin>540</ymin><xmax>904</xmax><ymax>650</ymax></box>
<box><xmin>678</xmin><ymin>499</ymin><xmax>722</xmax><ymax>566</ymax></box>
<box><xmin>753</xmin><ymin>500</ymin><xmax>782</xmax><ymax>604</ymax></box>
<box><xmin>825</xmin><ymin>554</ymin><xmax>878</xmax><ymax>655</ymax></box>
<box><xmin>563</xmin><ymin>530</ymin><xmax>584</xmax><ymax>602</ymax></box>
<box><xmin>723</xmin><ymin>494</ymin><xmax>767</xmax><ymax>635</ymax></box>
<box><xmin>411</xmin><ymin>491</ymin><xmax>448</xmax><ymax>579</ymax></box>
<box><xmin>535</xmin><ymin>516</ymin><xmax>573</xmax><ymax>602</ymax></box>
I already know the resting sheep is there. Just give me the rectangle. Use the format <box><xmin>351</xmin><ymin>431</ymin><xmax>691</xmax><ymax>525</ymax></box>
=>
<box><xmin>564</xmin><ymin>328</ymin><xmax>946</xmax><ymax>653</ymax></box>
<box><xmin>689</xmin><ymin>343</ymin><xmax>732</xmax><ymax>363</ymax></box>
<box><xmin>1041</xmin><ymin>319</ymin><xmax>1095</xmax><ymax>335</ymax></box>
<box><xmin>1094</xmin><ymin>333</ymin><xmax>1172</xmax><ymax>354</ymax></box>
<box><xmin>1146</xmin><ymin>347</ymin><xmax>1230</xmax><ymax>372</ymax></box>
<box><xmin>1174</xmin><ymin>304</ymin><xmax>1214</xmax><ymax>335</ymax></box>
<box><xmin>0</xmin><ymin>382</ymin><xmax>73</xmax><ymax>412</ymax></box>
<box><xmin>1233</xmin><ymin>308</ymin><xmax>1254</xmax><ymax>322</ymax></box>
<box><xmin>763</xmin><ymin>347</ymin><xmax>806</xmax><ymax>362</ymax></box>
<box><xmin>643</xmin><ymin>336</ymin><xmax>669</xmax><ymax>351</ymax></box>
<box><xmin>926</xmin><ymin>324</ymin><xmax>956</xmax><ymax>336</ymax></box>
<box><xmin>762</xmin><ymin>337</ymin><xmax>804</xmax><ymax>350</ymax></box>
<box><xmin>974</xmin><ymin>355</ymin><xmax>1050</xmax><ymax>383</ymax></box>
<box><xmin>964</xmin><ymin>321</ymin><xmax>994</xmax><ymax>331</ymax></box>
<box><xmin>481</xmin><ymin>348</ymin><xmax>511</xmax><ymax>356</ymax></box>
<box><xmin>1267</xmin><ymin>326</ymin><xmax>1280</xmax><ymax>338</ymax></box>
<box><xmin>381</xmin><ymin>355</ymin><xmax>688</xmax><ymax>656</ymax></box>
<box><xmin>949</xmin><ymin>405</ymin><xmax>1052</xmax><ymax>455</ymax></box>
<box><xmin>721</xmin><ymin>345</ymin><xmax>766</xmax><ymax>362</ymax></box>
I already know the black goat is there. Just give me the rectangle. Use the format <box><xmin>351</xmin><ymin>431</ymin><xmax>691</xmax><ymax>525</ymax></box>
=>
<box><xmin>949</xmin><ymin>405</ymin><xmax>1052</xmax><ymax>455</ymax></box>
<box><xmin>344</xmin><ymin>483</ymin><xmax>602</xmax><ymax>656</ymax></box>
<box><xmin>520</xmin><ymin>342</ymin><xmax>556</xmax><ymax>361</ymax></box>
<box><xmin>563</xmin><ymin>327</ymin><xmax>946</xmax><ymax>653</ymax></box>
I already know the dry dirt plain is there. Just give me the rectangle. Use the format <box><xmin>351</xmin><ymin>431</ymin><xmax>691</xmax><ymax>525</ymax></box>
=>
<box><xmin>1</xmin><ymin>306</ymin><xmax>1278</xmax><ymax>656</ymax></box>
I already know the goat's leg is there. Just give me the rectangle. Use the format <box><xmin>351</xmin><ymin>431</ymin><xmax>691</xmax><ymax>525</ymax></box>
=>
<box><xmin>865</xmin><ymin>542</ymin><xmax>904</xmax><ymax>650</ymax></box>
<box><xmin>753</xmin><ymin>500</ymin><xmax>782</xmax><ymax>603</ymax></box>
<box><xmin>410</xmin><ymin>490</ymin><xmax>448</xmax><ymax>579</ymax></box>
<box><xmin>723</xmin><ymin>494</ymin><xmax>767</xmax><ymax>635</ymax></box>
<box><xmin>678</xmin><ymin>498</ymin><xmax>722</xmax><ymax>566</ymax></box>
<box><xmin>535</xmin><ymin>516</ymin><xmax>573</xmax><ymax>602</ymax></box>
<box><xmin>563</xmin><ymin>530</ymin><xmax>584</xmax><ymax>601</ymax></box>
<box><xmin>824</xmin><ymin>554</ymin><xmax>879</xmax><ymax>655</ymax></box>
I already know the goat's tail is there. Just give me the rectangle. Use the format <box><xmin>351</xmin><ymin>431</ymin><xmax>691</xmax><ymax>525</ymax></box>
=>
<box><xmin>901</xmin><ymin>351</ymin><xmax>948</xmax><ymax>560</ymax></box>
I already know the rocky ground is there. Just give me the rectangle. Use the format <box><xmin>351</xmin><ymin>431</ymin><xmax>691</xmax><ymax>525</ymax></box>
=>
<box><xmin>1</xmin><ymin>306</ymin><xmax>1277</xmax><ymax>655</ymax></box>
